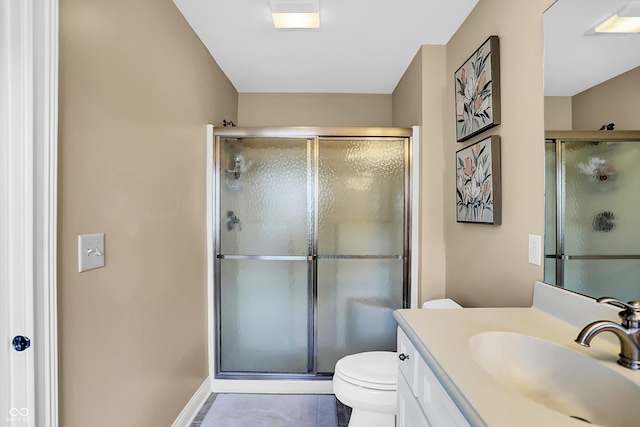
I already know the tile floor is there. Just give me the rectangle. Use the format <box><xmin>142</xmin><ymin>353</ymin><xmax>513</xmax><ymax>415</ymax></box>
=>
<box><xmin>335</xmin><ymin>399</ymin><xmax>352</xmax><ymax>427</ymax></box>
<box><xmin>189</xmin><ymin>394</ymin><xmax>351</xmax><ymax>427</ymax></box>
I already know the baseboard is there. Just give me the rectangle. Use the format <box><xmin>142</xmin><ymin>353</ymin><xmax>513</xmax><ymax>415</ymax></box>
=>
<box><xmin>172</xmin><ymin>377</ymin><xmax>211</xmax><ymax>427</ymax></box>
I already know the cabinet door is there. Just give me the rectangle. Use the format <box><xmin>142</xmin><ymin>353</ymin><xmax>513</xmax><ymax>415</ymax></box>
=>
<box><xmin>417</xmin><ymin>355</ymin><xmax>471</xmax><ymax>427</ymax></box>
<box><xmin>397</xmin><ymin>327</ymin><xmax>418</xmax><ymax>393</ymax></box>
<box><xmin>398</xmin><ymin>373</ymin><xmax>432</xmax><ymax>427</ymax></box>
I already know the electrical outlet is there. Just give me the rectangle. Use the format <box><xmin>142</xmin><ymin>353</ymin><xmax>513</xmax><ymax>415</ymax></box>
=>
<box><xmin>528</xmin><ymin>234</ymin><xmax>542</xmax><ymax>266</ymax></box>
<box><xmin>78</xmin><ymin>233</ymin><xmax>105</xmax><ymax>272</ymax></box>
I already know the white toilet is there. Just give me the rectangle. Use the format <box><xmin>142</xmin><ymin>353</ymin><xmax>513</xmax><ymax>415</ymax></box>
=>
<box><xmin>333</xmin><ymin>298</ymin><xmax>462</xmax><ymax>427</ymax></box>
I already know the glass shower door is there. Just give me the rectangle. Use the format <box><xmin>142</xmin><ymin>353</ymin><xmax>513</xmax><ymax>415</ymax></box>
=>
<box><xmin>217</xmin><ymin>137</ymin><xmax>312</xmax><ymax>374</ymax></box>
<box><xmin>316</xmin><ymin>137</ymin><xmax>407</xmax><ymax>373</ymax></box>
<box><xmin>215</xmin><ymin>131</ymin><xmax>410</xmax><ymax>377</ymax></box>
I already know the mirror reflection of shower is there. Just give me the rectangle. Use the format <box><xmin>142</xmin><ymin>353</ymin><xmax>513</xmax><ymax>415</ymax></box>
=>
<box><xmin>544</xmin><ymin>132</ymin><xmax>640</xmax><ymax>302</ymax></box>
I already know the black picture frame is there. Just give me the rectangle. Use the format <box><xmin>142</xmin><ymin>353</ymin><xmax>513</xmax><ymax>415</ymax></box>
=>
<box><xmin>455</xmin><ymin>135</ymin><xmax>501</xmax><ymax>225</ymax></box>
<box><xmin>455</xmin><ymin>36</ymin><xmax>501</xmax><ymax>142</ymax></box>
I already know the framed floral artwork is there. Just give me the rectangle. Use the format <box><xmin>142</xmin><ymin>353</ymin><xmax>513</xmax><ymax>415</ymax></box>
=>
<box><xmin>455</xmin><ymin>35</ymin><xmax>500</xmax><ymax>142</ymax></box>
<box><xmin>456</xmin><ymin>135</ymin><xmax>501</xmax><ymax>225</ymax></box>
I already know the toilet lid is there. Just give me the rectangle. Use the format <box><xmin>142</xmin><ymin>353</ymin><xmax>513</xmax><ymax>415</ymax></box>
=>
<box><xmin>334</xmin><ymin>351</ymin><xmax>397</xmax><ymax>390</ymax></box>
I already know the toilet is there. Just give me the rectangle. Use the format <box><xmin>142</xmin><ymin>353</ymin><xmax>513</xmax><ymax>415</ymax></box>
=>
<box><xmin>333</xmin><ymin>298</ymin><xmax>462</xmax><ymax>427</ymax></box>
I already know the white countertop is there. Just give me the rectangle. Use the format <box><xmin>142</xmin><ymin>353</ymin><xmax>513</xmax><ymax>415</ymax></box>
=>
<box><xmin>393</xmin><ymin>283</ymin><xmax>640</xmax><ymax>427</ymax></box>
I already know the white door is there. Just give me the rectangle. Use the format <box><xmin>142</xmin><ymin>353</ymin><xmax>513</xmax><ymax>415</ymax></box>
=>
<box><xmin>1</xmin><ymin>1</ymin><xmax>59</xmax><ymax>426</ymax></box>
<box><xmin>1</xmin><ymin>1</ymin><xmax>37</xmax><ymax>424</ymax></box>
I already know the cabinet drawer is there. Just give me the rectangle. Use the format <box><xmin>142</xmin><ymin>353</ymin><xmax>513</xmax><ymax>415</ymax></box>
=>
<box><xmin>397</xmin><ymin>327</ymin><xmax>418</xmax><ymax>394</ymax></box>
<box><xmin>417</xmin><ymin>356</ymin><xmax>470</xmax><ymax>427</ymax></box>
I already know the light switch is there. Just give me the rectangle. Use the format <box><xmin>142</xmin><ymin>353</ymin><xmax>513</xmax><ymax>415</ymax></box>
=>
<box><xmin>78</xmin><ymin>233</ymin><xmax>105</xmax><ymax>272</ymax></box>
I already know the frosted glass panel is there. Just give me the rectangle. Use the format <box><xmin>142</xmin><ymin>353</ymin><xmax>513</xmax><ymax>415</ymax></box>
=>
<box><xmin>216</xmin><ymin>133</ymin><xmax>409</xmax><ymax>376</ymax></box>
<box><xmin>544</xmin><ymin>145</ymin><xmax>557</xmax><ymax>242</ymax></box>
<box><xmin>318</xmin><ymin>138</ymin><xmax>405</xmax><ymax>255</ymax></box>
<box><xmin>220</xmin><ymin>259</ymin><xmax>309</xmax><ymax>373</ymax></box>
<box><xmin>220</xmin><ymin>137</ymin><xmax>310</xmax><ymax>256</ymax></box>
<box><xmin>564</xmin><ymin>259</ymin><xmax>640</xmax><ymax>302</ymax></box>
<box><xmin>316</xmin><ymin>259</ymin><xmax>403</xmax><ymax>373</ymax></box>
<box><xmin>562</xmin><ymin>141</ymin><xmax>640</xmax><ymax>256</ymax></box>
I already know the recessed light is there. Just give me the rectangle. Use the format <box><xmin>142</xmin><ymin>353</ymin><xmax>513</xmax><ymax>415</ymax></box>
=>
<box><xmin>270</xmin><ymin>0</ymin><xmax>320</xmax><ymax>29</ymax></box>
<box><xmin>589</xmin><ymin>1</ymin><xmax>640</xmax><ymax>34</ymax></box>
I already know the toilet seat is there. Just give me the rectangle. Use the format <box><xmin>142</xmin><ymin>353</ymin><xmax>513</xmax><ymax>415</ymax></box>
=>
<box><xmin>334</xmin><ymin>351</ymin><xmax>397</xmax><ymax>390</ymax></box>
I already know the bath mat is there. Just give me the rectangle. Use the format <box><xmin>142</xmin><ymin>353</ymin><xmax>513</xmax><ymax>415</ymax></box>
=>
<box><xmin>200</xmin><ymin>393</ymin><xmax>337</xmax><ymax>427</ymax></box>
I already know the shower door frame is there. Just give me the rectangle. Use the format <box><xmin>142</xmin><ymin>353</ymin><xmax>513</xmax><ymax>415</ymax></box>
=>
<box><xmin>211</xmin><ymin>126</ymin><xmax>413</xmax><ymax>381</ymax></box>
<box><xmin>544</xmin><ymin>130</ymin><xmax>640</xmax><ymax>289</ymax></box>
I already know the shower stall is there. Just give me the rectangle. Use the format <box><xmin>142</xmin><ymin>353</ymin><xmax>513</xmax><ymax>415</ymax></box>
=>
<box><xmin>213</xmin><ymin>127</ymin><xmax>412</xmax><ymax>379</ymax></box>
<box><xmin>544</xmin><ymin>131</ymin><xmax>640</xmax><ymax>301</ymax></box>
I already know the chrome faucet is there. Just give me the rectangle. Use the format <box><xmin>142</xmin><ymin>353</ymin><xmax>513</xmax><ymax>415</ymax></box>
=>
<box><xmin>575</xmin><ymin>297</ymin><xmax>640</xmax><ymax>370</ymax></box>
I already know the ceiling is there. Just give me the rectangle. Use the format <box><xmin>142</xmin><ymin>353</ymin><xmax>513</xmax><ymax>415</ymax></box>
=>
<box><xmin>173</xmin><ymin>0</ymin><xmax>479</xmax><ymax>93</ymax></box>
<box><xmin>173</xmin><ymin>0</ymin><xmax>640</xmax><ymax>96</ymax></box>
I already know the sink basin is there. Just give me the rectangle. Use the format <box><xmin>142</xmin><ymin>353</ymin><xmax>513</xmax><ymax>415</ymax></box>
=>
<box><xmin>469</xmin><ymin>331</ymin><xmax>640</xmax><ymax>426</ymax></box>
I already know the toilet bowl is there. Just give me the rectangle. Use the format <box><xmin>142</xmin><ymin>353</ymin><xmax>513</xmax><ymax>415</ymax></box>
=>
<box><xmin>333</xmin><ymin>298</ymin><xmax>462</xmax><ymax>427</ymax></box>
<box><xmin>333</xmin><ymin>351</ymin><xmax>397</xmax><ymax>427</ymax></box>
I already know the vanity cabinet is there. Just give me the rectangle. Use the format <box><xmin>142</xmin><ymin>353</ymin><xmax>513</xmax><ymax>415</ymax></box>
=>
<box><xmin>397</xmin><ymin>327</ymin><xmax>470</xmax><ymax>427</ymax></box>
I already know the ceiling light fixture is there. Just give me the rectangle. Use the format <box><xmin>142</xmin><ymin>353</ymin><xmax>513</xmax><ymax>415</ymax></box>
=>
<box><xmin>590</xmin><ymin>1</ymin><xmax>640</xmax><ymax>34</ymax></box>
<box><xmin>270</xmin><ymin>0</ymin><xmax>320</xmax><ymax>29</ymax></box>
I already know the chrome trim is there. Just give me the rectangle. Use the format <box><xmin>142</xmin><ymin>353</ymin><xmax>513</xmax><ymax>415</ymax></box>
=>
<box><xmin>307</xmin><ymin>136</ymin><xmax>320</xmax><ymax>375</ymax></box>
<box><xmin>545</xmin><ymin>130</ymin><xmax>640</xmax><ymax>142</ymax></box>
<box><xmin>316</xmin><ymin>255</ymin><xmax>403</xmax><ymax>260</ymax></box>
<box><xmin>213</xmin><ymin>126</ymin><xmax>413</xmax><ymax>138</ymax></box>
<box><xmin>562</xmin><ymin>255</ymin><xmax>640</xmax><ymax>261</ymax></box>
<box><xmin>215</xmin><ymin>372</ymin><xmax>333</xmax><ymax>381</ymax></box>
<box><xmin>404</xmin><ymin>136</ymin><xmax>411</xmax><ymax>309</ymax></box>
<box><xmin>217</xmin><ymin>254</ymin><xmax>308</xmax><ymax>261</ymax></box>
<box><xmin>213</xmin><ymin>136</ymin><xmax>222</xmax><ymax>376</ymax></box>
<box><xmin>556</xmin><ymin>138</ymin><xmax>564</xmax><ymax>287</ymax></box>
<box><xmin>312</xmin><ymin>136</ymin><xmax>319</xmax><ymax>375</ymax></box>
<box><xmin>213</xmin><ymin>129</ymin><xmax>413</xmax><ymax>379</ymax></box>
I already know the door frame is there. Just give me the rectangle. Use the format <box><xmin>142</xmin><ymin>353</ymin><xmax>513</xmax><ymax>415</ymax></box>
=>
<box><xmin>1</xmin><ymin>0</ymin><xmax>60</xmax><ymax>425</ymax></box>
<box><xmin>205</xmin><ymin>125</ymin><xmax>420</xmax><ymax>393</ymax></box>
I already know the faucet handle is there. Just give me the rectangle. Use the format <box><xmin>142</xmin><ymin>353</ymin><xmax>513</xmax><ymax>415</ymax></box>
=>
<box><xmin>596</xmin><ymin>297</ymin><xmax>640</xmax><ymax>310</ymax></box>
<box><xmin>596</xmin><ymin>297</ymin><xmax>640</xmax><ymax>329</ymax></box>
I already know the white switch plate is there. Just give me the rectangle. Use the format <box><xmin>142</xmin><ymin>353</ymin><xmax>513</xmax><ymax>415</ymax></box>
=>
<box><xmin>78</xmin><ymin>233</ymin><xmax>105</xmax><ymax>272</ymax></box>
<box><xmin>528</xmin><ymin>234</ymin><xmax>542</xmax><ymax>266</ymax></box>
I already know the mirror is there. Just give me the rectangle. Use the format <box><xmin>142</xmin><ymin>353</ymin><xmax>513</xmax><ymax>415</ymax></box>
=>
<box><xmin>543</xmin><ymin>0</ymin><xmax>640</xmax><ymax>301</ymax></box>
<box><xmin>544</xmin><ymin>0</ymin><xmax>640</xmax><ymax>131</ymax></box>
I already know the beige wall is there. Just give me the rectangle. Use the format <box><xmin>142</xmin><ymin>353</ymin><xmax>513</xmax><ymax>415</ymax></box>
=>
<box><xmin>58</xmin><ymin>1</ymin><xmax>237</xmax><ymax>426</ymax></box>
<box><xmin>544</xmin><ymin>96</ymin><xmax>572</xmax><ymax>130</ymax></box>
<box><xmin>443</xmin><ymin>0</ymin><xmax>554</xmax><ymax>307</ymax></box>
<box><xmin>392</xmin><ymin>45</ymin><xmax>448</xmax><ymax>304</ymax></box>
<box><xmin>392</xmin><ymin>45</ymin><xmax>449</xmax><ymax>306</ymax></box>
<box><xmin>392</xmin><ymin>49</ymin><xmax>423</xmax><ymax>128</ymax></box>
<box><xmin>238</xmin><ymin>93</ymin><xmax>392</xmax><ymax>126</ymax></box>
<box><xmin>572</xmin><ymin>66</ymin><xmax>640</xmax><ymax>131</ymax></box>
<box><xmin>419</xmin><ymin>45</ymin><xmax>449</xmax><ymax>304</ymax></box>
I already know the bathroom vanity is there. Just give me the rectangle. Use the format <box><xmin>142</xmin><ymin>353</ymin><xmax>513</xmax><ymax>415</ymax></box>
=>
<box><xmin>396</xmin><ymin>327</ymin><xmax>470</xmax><ymax>427</ymax></box>
<box><xmin>393</xmin><ymin>282</ymin><xmax>640</xmax><ymax>427</ymax></box>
